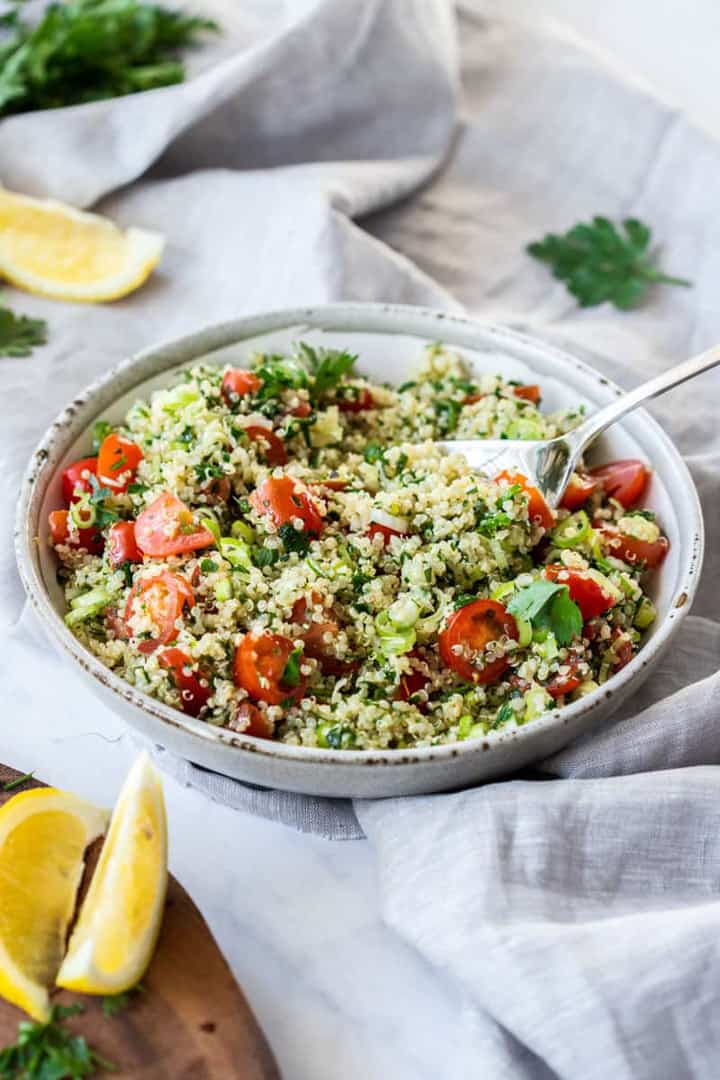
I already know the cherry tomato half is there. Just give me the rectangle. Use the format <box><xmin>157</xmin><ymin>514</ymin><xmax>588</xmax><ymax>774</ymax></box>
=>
<box><xmin>545</xmin><ymin>661</ymin><xmax>583</xmax><ymax>699</ymax></box>
<box><xmin>496</xmin><ymin>470</ymin><xmax>555</xmax><ymax>531</ymax></box>
<box><xmin>599</xmin><ymin>525</ymin><xmax>669</xmax><ymax>569</ymax></box>
<box><xmin>588</xmin><ymin>460</ymin><xmax>649</xmax><ymax>508</ymax></box>
<box><xmin>234</xmin><ymin>632</ymin><xmax>306</xmax><ymax>706</ymax></box>
<box><xmin>135</xmin><ymin>492</ymin><xmax>215</xmax><ymax>557</ymax></box>
<box><xmin>159</xmin><ymin>648</ymin><xmax>211</xmax><ymax>717</ymax></box>
<box><xmin>439</xmin><ymin>599</ymin><xmax>518</xmax><ymax>684</ymax></box>
<box><xmin>221</xmin><ymin>369</ymin><xmax>262</xmax><ymax>403</ymax></box>
<box><xmin>233</xmin><ymin>702</ymin><xmax>274</xmax><ymax>739</ymax></box>
<box><xmin>366</xmin><ymin>521</ymin><xmax>405</xmax><ymax>547</ymax></box>
<box><xmin>512</xmin><ymin>384</ymin><xmax>541</xmax><ymax>405</ymax></box>
<box><xmin>288</xmin><ymin>400</ymin><xmax>312</xmax><ymax>419</ymax></box>
<box><xmin>48</xmin><ymin>508</ymin><xmax>103</xmax><ymax>554</ymax></box>
<box><xmin>544</xmin><ymin>565</ymin><xmax>616</xmax><ymax>621</ymax></box>
<box><xmin>559</xmin><ymin>471</ymin><xmax>599</xmax><ymax>511</ymax></box>
<box><xmin>107</xmin><ymin>521</ymin><xmax>141</xmax><ymax>568</ymax></box>
<box><xmin>291</xmin><ymin>595</ymin><xmax>357</xmax><ymax>676</ymax></box>
<box><xmin>244</xmin><ymin>425</ymin><xmax>288</xmax><ymax>466</ymax></box>
<box><xmin>250</xmin><ymin>476</ymin><xmax>324</xmax><ymax>535</ymax></box>
<box><xmin>611</xmin><ymin>630</ymin><xmax>634</xmax><ymax>672</ymax></box>
<box><xmin>124</xmin><ymin>571</ymin><xmax>195</xmax><ymax>654</ymax></box>
<box><xmin>338</xmin><ymin>387</ymin><xmax>374</xmax><ymax>413</ymax></box>
<box><xmin>61</xmin><ymin>457</ymin><xmax>98</xmax><ymax>504</ymax></box>
<box><xmin>97</xmin><ymin>434</ymin><xmax>143</xmax><ymax>493</ymax></box>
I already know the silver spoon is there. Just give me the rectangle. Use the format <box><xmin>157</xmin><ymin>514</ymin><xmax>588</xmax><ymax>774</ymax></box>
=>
<box><xmin>437</xmin><ymin>343</ymin><xmax>720</xmax><ymax>507</ymax></box>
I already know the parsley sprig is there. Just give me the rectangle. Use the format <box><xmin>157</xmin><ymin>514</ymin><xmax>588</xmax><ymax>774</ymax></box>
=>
<box><xmin>0</xmin><ymin>0</ymin><xmax>218</xmax><ymax>118</ymax></box>
<box><xmin>507</xmin><ymin>579</ymin><xmax>582</xmax><ymax>646</ymax></box>
<box><xmin>0</xmin><ymin>1004</ymin><xmax>114</xmax><ymax>1078</ymax></box>
<box><xmin>0</xmin><ymin>303</ymin><xmax>47</xmax><ymax>358</ymax></box>
<box><xmin>527</xmin><ymin>217</ymin><xmax>691</xmax><ymax>310</ymax></box>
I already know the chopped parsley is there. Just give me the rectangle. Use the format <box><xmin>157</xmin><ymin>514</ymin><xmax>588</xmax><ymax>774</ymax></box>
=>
<box><xmin>278</xmin><ymin>522</ymin><xmax>311</xmax><ymax>556</ymax></box>
<box><xmin>299</xmin><ymin>343</ymin><xmax>356</xmax><ymax>399</ymax></box>
<box><xmin>280</xmin><ymin>647</ymin><xmax>303</xmax><ymax>689</ymax></box>
<box><xmin>0</xmin><ymin>1004</ymin><xmax>114</xmax><ymax>1078</ymax></box>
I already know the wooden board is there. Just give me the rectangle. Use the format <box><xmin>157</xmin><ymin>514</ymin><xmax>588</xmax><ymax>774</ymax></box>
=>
<box><xmin>0</xmin><ymin>765</ymin><xmax>280</xmax><ymax>1079</ymax></box>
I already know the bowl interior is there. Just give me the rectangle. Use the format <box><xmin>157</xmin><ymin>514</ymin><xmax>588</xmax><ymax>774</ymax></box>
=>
<box><xmin>37</xmin><ymin>322</ymin><xmax>687</xmax><ymax>645</ymax></box>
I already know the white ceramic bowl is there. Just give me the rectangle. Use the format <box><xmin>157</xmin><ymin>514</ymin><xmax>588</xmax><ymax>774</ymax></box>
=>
<box><xmin>15</xmin><ymin>305</ymin><xmax>703</xmax><ymax>797</ymax></box>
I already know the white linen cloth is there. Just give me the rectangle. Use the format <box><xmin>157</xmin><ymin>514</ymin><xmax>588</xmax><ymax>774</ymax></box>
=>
<box><xmin>2</xmin><ymin>3</ymin><xmax>720</xmax><ymax>1075</ymax></box>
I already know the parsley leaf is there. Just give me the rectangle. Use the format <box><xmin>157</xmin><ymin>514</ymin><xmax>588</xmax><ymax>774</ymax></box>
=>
<box><xmin>299</xmin><ymin>343</ymin><xmax>357</xmax><ymax>399</ymax></box>
<box><xmin>507</xmin><ymin>579</ymin><xmax>582</xmax><ymax>645</ymax></box>
<box><xmin>280</xmin><ymin>647</ymin><xmax>303</xmax><ymax>689</ymax></box>
<box><xmin>0</xmin><ymin>1003</ymin><xmax>114</xmax><ymax>1078</ymax></box>
<box><xmin>527</xmin><ymin>217</ymin><xmax>691</xmax><ymax>310</ymax></box>
<box><xmin>0</xmin><ymin>1</ymin><xmax>218</xmax><ymax>118</ymax></box>
<box><xmin>278</xmin><ymin>522</ymin><xmax>311</xmax><ymax>556</ymax></box>
<box><xmin>0</xmin><ymin>302</ymin><xmax>47</xmax><ymax>357</ymax></box>
<box><xmin>102</xmin><ymin>984</ymin><xmax>143</xmax><ymax>1018</ymax></box>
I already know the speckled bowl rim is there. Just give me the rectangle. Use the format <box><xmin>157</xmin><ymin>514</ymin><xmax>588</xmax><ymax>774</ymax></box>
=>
<box><xmin>15</xmin><ymin>304</ymin><xmax>704</xmax><ymax>771</ymax></box>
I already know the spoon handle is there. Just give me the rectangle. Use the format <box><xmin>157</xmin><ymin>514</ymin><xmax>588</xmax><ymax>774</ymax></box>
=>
<box><xmin>572</xmin><ymin>342</ymin><xmax>720</xmax><ymax>450</ymax></box>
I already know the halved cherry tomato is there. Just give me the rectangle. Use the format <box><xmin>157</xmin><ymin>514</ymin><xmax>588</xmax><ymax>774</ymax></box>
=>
<box><xmin>233</xmin><ymin>632</ymin><xmax>306</xmax><ymax>706</ymax></box>
<box><xmin>233</xmin><ymin>702</ymin><xmax>274</xmax><ymax>739</ymax></box>
<box><xmin>289</xmin><ymin>400</ymin><xmax>312</xmax><ymax>419</ymax></box>
<box><xmin>61</xmin><ymin>457</ymin><xmax>98</xmax><ymax>504</ymax></box>
<box><xmin>124</xmin><ymin>570</ymin><xmax>195</xmax><ymax>654</ymax></box>
<box><xmin>291</xmin><ymin>595</ymin><xmax>357</xmax><ymax>676</ymax></box>
<box><xmin>200</xmin><ymin>476</ymin><xmax>231</xmax><ymax>505</ymax></box>
<box><xmin>396</xmin><ymin>650</ymin><xmax>431</xmax><ymax>704</ymax></box>
<box><xmin>244</xmin><ymin>425</ymin><xmax>288</xmax><ymax>466</ymax></box>
<box><xmin>250</xmin><ymin>476</ymin><xmax>324</xmax><ymax>535</ymax></box>
<box><xmin>135</xmin><ymin>492</ymin><xmax>215</xmax><ymax>557</ymax></box>
<box><xmin>560</xmin><ymin>471</ymin><xmax>599</xmax><ymax>511</ymax></box>
<box><xmin>159</xmin><ymin>647</ymin><xmax>211</xmax><ymax>717</ymax></box>
<box><xmin>97</xmin><ymin>434</ymin><xmax>143</xmax><ymax>493</ymax></box>
<box><xmin>544</xmin><ymin>564</ymin><xmax>616</xmax><ymax>621</ymax></box>
<box><xmin>512</xmin><ymin>384</ymin><xmax>541</xmax><ymax>405</ymax></box>
<box><xmin>107</xmin><ymin>521</ymin><xmax>141</xmax><ymax>568</ymax></box>
<box><xmin>366</xmin><ymin>521</ymin><xmax>405</xmax><ymax>546</ymax></box>
<box><xmin>496</xmin><ymin>470</ymin><xmax>555</xmax><ymax>531</ymax></box>
<box><xmin>546</xmin><ymin>661</ymin><xmax>583</xmax><ymax>699</ymax></box>
<box><xmin>48</xmin><ymin>508</ymin><xmax>103</xmax><ymax>554</ymax></box>
<box><xmin>221</xmin><ymin>369</ymin><xmax>262</xmax><ymax>402</ymax></box>
<box><xmin>337</xmin><ymin>387</ymin><xmax>374</xmax><ymax>413</ymax></box>
<box><xmin>588</xmin><ymin>460</ymin><xmax>649</xmax><ymax>508</ymax></box>
<box><xmin>599</xmin><ymin>525</ymin><xmax>669</xmax><ymax>569</ymax></box>
<box><xmin>439</xmin><ymin>599</ymin><xmax>518</xmax><ymax>684</ymax></box>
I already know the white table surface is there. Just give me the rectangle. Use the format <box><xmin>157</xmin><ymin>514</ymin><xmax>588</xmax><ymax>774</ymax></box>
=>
<box><xmin>9</xmin><ymin>6</ymin><xmax>718</xmax><ymax>1078</ymax></box>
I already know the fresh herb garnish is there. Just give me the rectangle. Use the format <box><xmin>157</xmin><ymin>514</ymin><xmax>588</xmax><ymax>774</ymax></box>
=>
<box><xmin>0</xmin><ymin>302</ymin><xmax>47</xmax><ymax>358</ymax></box>
<box><xmin>0</xmin><ymin>1003</ymin><xmax>114</xmax><ymax>1078</ymax></box>
<box><xmin>1</xmin><ymin>771</ymin><xmax>34</xmax><ymax>793</ymax></box>
<box><xmin>507</xmin><ymin>579</ymin><xmax>583</xmax><ymax>645</ymax></box>
<box><xmin>253</xmin><ymin>546</ymin><xmax>280</xmax><ymax>569</ymax></box>
<box><xmin>626</xmin><ymin>509</ymin><xmax>656</xmax><ymax>521</ymax></box>
<box><xmin>434</xmin><ymin>398</ymin><xmax>461</xmax><ymax>435</ymax></box>
<box><xmin>200</xmin><ymin>558</ymin><xmax>218</xmax><ymax>573</ymax></box>
<box><xmin>87</xmin><ymin>476</ymin><xmax>119</xmax><ymax>527</ymax></box>
<box><xmin>527</xmin><ymin>217</ymin><xmax>691</xmax><ymax>310</ymax></box>
<box><xmin>322</xmin><ymin>724</ymin><xmax>355</xmax><ymax>749</ymax></box>
<box><xmin>453</xmin><ymin>593</ymin><xmax>478</xmax><ymax>609</ymax></box>
<box><xmin>492</xmin><ymin>701</ymin><xmax>515</xmax><ymax>728</ymax></box>
<box><xmin>119</xmin><ymin>560</ymin><xmax>135</xmax><ymax>588</ymax></box>
<box><xmin>101</xmin><ymin>984</ymin><xmax>143</xmax><ymax>1018</ymax></box>
<box><xmin>363</xmin><ymin>443</ymin><xmax>385</xmax><ymax>466</ymax></box>
<box><xmin>280</xmin><ymin>647</ymin><xmax>303</xmax><ymax>689</ymax></box>
<box><xmin>477</xmin><ymin>510</ymin><xmax>512</xmax><ymax>537</ymax></box>
<box><xmin>0</xmin><ymin>0</ymin><xmax>218</xmax><ymax>118</ymax></box>
<box><xmin>91</xmin><ymin>420</ymin><xmax>113</xmax><ymax>452</ymax></box>
<box><xmin>299</xmin><ymin>343</ymin><xmax>357</xmax><ymax>400</ymax></box>
<box><xmin>127</xmin><ymin>482</ymin><xmax>148</xmax><ymax>496</ymax></box>
<box><xmin>278</xmin><ymin>522</ymin><xmax>311</xmax><ymax>556</ymax></box>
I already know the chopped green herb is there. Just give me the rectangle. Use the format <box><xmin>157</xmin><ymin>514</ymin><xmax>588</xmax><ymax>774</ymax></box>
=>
<box><xmin>120</xmin><ymin>560</ymin><xmax>135</xmax><ymax>588</ymax></box>
<box><xmin>108</xmin><ymin>454</ymin><xmax>128</xmax><ymax>472</ymax></box>
<box><xmin>527</xmin><ymin>217</ymin><xmax>691</xmax><ymax>310</ymax></box>
<box><xmin>91</xmin><ymin>420</ymin><xmax>113</xmax><ymax>452</ymax></box>
<box><xmin>477</xmin><ymin>510</ymin><xmax>512</xmax><ymax>537</ymax></box>
<box><xmin>1</xmin><ymin>771</ymin><xmax>34</xmax><ymax>793</ymax></box>
<box><xmin>453</xmin><ymin>593</ymin><xmax>478</xmax><ymax>610</ymax></box>
<box><xmin>299</xmin><ymin>343</ymin><xmax>356</xmax><ymax>399</ymax></box>
<box><xmin>0</xmin><ymin>1004</ymin><xmax>114</xmax><ymax>1078</ymax></box>
<box><xmin>626</xmin><ymin>509</ymin><xmax>656</xmax><ymax>521</ymax></box>
<box><xmin>507</xmin><ymin>579</ymin><xmax>582</xmax><ymax>646</ymax></box>
<box><xmin>280</xmin><ymin>647</ymin><xmax>303</xmax><ymax>689</ymax></box>
<box><xmin>102</xmin><ymin>984</ymin><xmax>143</xmax><ymax>1018</ymax></box>
<box><xmin>434</xmin><ymin>398</ymin><xmax>461</xmax><ymax>434</ymax></box>
<box><xmin>363</xmin><ymin>443</ymin><xmax>385</xmax><ymax>465</ymax></box>
<box><xmin>0</xmin><ymin>302</ymin><xmax>47</xmax><ymax>358</ymax></box>
<box><xmin>200</xmin><ymin>558</ymin><xmax>218</xmax><ymax>573</ymax></box>
<box><xmin>492</xmin><ymin>701</ymin><xmax>515</xmax><ymax>728</ymax></box>
<box><xmin>278</xmin><ymin>522</ymin><xmax>311</xmax><ymax>556</ymax></box>
<box><xmin>253</xmin><ymin>546</ymin><xmax>280</xmax><ymax>569</ymax></box>
<box><xmin>127</xmin><ymin>482</ymin><xmax>148</xmax><ymax>496</ymax></box>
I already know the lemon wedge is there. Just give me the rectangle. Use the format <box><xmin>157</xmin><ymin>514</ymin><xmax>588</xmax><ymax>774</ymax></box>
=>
<box><xmin>0</xmin><ymin>788</ymin><xmax>108</xmax><ymax>1021</ymax></box>
<box><xmin>57</xmin><ymin>753</ymin><xmax>168</xmax><ymax>995</ymax></box>
<box><xmin>0</xmin><ymin>186</ymin><xmax>165</xmax><ymax>303</ymax></box>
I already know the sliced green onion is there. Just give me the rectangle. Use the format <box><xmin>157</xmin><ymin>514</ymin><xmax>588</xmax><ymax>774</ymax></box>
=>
<box><xmin>64</xmin><ymin>587</ymin><xmax>113</xmax><ymax>627</ymax></box>
<box><xmin>523</xmin><ymin>687</ymin><xmax>552</xmax><ymax>723</ymax></box>
<box><xmin>506</xmin><ymin>418</ymin><xmax>546</xmax><ymax>440</ymax></box>
<box><xmin>219</xmin><ymin>537</ymin><xmax>252</xmax><ymax>572</ymax></box>
<box><xmin>534</xmin><ymin>631</ymin><xmax>558</xmax><ymax>661</ymax></box>
<box><xmin>160</xmin><ymin>384</ymin><xmax>200</xmax><ymax>415</ymax></box>
<box><xmin>69</xmin><ymin>496</ymin><xmax>97</xmax><ymax>530</ymax></box>
<box><xmin>457</xmin><ymin>715</ymin><xmax>473</xmax><ymax>740</ymax></box>
<box><xmin>634</xmin><ymin>596</ymin><xmax>657</xmax><ymax>630</ymax></box>
<box><xmin>214</xmin><ymin>577</ymin><xmax>233</xmax><ymax>602</ymax></box>
<box><xmin>491</xmin><ymin>580</ymin><xmax>516</xmax><ymax>602</ymax></box>
<box><xmin>515</xmin><ymin>616</ymin><xmax>533</xmax><ymax>648</ymax></box>
<box><xmin>387</xmin><ymin>597</ymin><xmax>420</xmax><ymax>630</ymax></box>
<box><xmin>306</xmin><ymin>556</ymin><xmax>328</xmax><ymax>578</ymax></box>
<box><xmin>92</xmin><ymin>419</ymin><xmax>113</xmax><ymax>452</ymax></box>
<box><xmin>316</xmin><ymin>722</ymin><xmax>355</xmax><ymax>749</ymax></box>
<box><xmin>551</xmin><ymin>510</ymin><xmax>592</xmax><ymax>549</ymax></box>
<box><xmin>231</xmin><ymin>520</ymin><xmax>255</xmax><ymax>543</ymax></box>
<box><xmin>374</xmin><ymin>610</ymin><xmax>416</xmax><ymax>656</ymax></box>
<box><xmin>197</xmin><ymin>510</ymin><xmax>221</xmax><ymax>548</ymax></box>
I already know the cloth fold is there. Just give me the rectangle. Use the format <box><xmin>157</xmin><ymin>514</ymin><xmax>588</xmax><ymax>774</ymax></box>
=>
<box><xmin>3</xmin><ymin>3</ymin><xmax>720</xmax><ymax>1076</ymax></box>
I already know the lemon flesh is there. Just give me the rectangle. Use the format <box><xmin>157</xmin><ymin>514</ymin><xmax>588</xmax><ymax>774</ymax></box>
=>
<box><xmin>57</xmin><ymin>753</ymin><xmax>168</xmax><ymax>995</ymax></box>
<box><xmin>0</xmin><ymin>187</ymin><xmax>164</xmax><ymax>302</ymax></box>
<box><xmin>0</xmin><ymin>790</ymin><xmax>108</xmax><ymax>1021</ymax></box>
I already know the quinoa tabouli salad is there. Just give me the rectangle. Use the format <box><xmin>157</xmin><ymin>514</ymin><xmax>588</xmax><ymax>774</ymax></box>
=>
<box><xmin>48</xmin><ymin>344</ymin><xmax>669</xmax><ymax>751</ymax></box>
